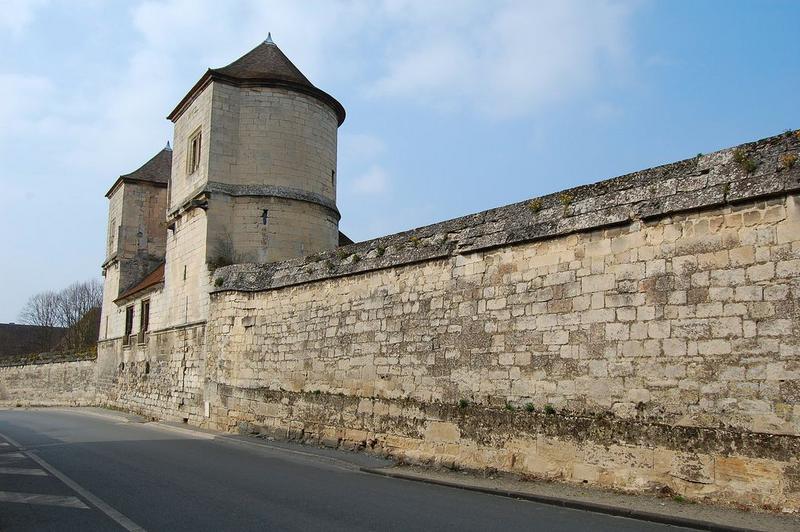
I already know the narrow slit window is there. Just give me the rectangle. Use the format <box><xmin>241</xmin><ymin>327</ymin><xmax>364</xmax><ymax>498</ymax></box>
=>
<box><xmin>187</xmin><ymin>129</ymin><xmax>202</xmax><ymax>174</ymax></box>
<box><xmin>331</xmin><ymin>169</ymin><xmax>336</xmax><ymax>186</ymax></box>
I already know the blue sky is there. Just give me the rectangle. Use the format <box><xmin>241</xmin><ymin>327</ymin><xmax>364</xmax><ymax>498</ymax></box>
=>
<box><xmin>0</xmin><ymin>0</ymin><xmax>798</xmax><ymax>322</ymax></box>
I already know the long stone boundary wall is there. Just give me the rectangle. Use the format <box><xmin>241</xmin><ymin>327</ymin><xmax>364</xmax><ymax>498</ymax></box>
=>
<box><xmin>203</xmin><ymin>132</ymin><xmax>800</xmax><ymax>510</ymax></box>
<box><xmin>0</xmin><ymin>351</ymin><xmax>97</xmax><ymax>406</ymax></box>
<box><xmin>11</xmin><ymin>131</ymin><xmax>799</xmax><ymax>512</ymax></box>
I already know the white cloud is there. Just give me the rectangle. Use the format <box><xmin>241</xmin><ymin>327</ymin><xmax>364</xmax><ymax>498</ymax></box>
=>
<box><xmin>351</xmin><ymin>165</ymin><xmax>391</xmax><ymax>196</ymax></box>
<box><xmin>368</xmin><ymin>0</ymin><xmax>634</xmax><ymax>118</ymax></box>
<box><xmin>0</xmin><ymin>0</ymin><xmax>48</xmax><ymax>36</ymax></box>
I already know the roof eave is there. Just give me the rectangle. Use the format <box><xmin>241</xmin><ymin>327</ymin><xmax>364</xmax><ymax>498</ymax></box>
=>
<box><xmin>167</xmin><ymin>71</ymin><xmax>346</xmax><ymax>126</ymax></box>
<box><xmin>113</xmin><ymin>281</ymin><xmax>164</xmax><ymax>305</ymax></box>
<box><xmin>105</xmin><ymin>176</ymin><xmax>169</xmax><ymax>199</ymax></box>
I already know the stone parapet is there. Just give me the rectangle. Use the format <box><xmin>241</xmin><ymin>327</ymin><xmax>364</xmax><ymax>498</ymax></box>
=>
<box><xmin>214</xmin><ymin>132</ymin><xmax>800</xmax><ymax>293</ymax></box>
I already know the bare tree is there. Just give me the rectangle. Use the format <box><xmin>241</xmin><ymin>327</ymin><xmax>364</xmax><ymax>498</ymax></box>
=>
<box><xmin>55</xmin><ymin>279</ymin><xmax>103</xmax><ymax>350</ymax></box>
<box><xmin>56</xmin><ymin>279</ymin><xmax>103</xmax><ymax>329</ymax></box>
<box><xmin>18</xmin><ymin>291</ymin><xmax>61</xmax><ymax>351</ymax></box>
<box><xmin>18</xmin><ymin>278</ymin><xmax>103</xmax><ymax>352</ymax></box>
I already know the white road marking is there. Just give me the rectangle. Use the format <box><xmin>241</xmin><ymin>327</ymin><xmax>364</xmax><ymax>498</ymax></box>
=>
<box><xmin>0</xmin><ymin>491</ymin><xmax>89</xmax><ymax>509</ymax></box>
<box><xmin>0</xmin><ymin>466</ymin><xmax>47</xmax><ymax>476</ymax></box>
<box><xmin>0</xmin><ymin>432</ymin><xmax>146</xmax><ymax>532</ymax></box>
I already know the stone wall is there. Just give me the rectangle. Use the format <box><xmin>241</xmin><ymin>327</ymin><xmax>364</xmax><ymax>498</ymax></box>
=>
<box><xmin>85</xmin><ymin>131</ymin><xmax>800</xmax><ymax>511</ymax></box>
<box><xmin>0</xmin><ymin>351</ymin><xmax>97</xmax><ymax>407</ymax></box>
<box><xmin>96</xmin><ymin>323</ymin><xmax>206</xmax><ymax>423</ymax></box>
<box><xmin>200</xmin><ymin>131</ymin><xmax>800</xmax><ymax>510</ymax></box>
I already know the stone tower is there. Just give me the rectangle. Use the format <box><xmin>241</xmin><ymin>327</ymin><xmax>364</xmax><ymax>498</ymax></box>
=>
<box><xmin>162</xmin><ymin>37</ymin><xmax>346</xmax><ymax>326</ymax></box>
<box><xmin>99</xmin><ymin>146</ymin><xmax>170</xmax><ymax>339</ymax></box>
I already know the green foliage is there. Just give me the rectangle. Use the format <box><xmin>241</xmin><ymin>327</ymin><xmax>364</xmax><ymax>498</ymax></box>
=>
<box><xmin>527</xmin><ymin>199</ymin><xmax>543</xmax><ymax>213</ymax></box>
<box><xmin>214</xmin><ymin>277</ymin><xmax>224</xmax><ymax>287</ymax></box>
<box><xmin>558</xmin><ymin>193</ymin><xmax>573</xmax><ymax>215</ymax></box>
<box><xmin>336</xmin><ymin>249</ymin><xmax>349</xmax><ymax>260</ymax></box>
<box><xmin>733</xmin><ymin>148</ymin><xmax>757</xmax><ymax>173</ymax></box>
<box><xmin>544</xmin><ymin>404</ymin><xmax>556</xmax><ymax>415</ymax></box>
<box><xmin>312</xmin><ymin>389</ymin><xmax>321</xmax><ymax>395</ymax></box>
<box><xmin>672</xmin><ymin>495</ymin><xmax>686</xmax><ymax>503</ymax></box>
<box><xmin>409</xmin><ymin>236</ymin><xmax>420</xmax><ymax>247</ymax></box>
<box><xmin>351</xmin><ymin>254</ymin><xmax>360</xmax><ymax>263</ymax></box>
<box><xmin>524</xmin><ymin>402</ymin><xmax>535</xmax><ymax>413</ymax></box>
<box><xmin>376</xmin><ymin>246</ymin><xmax>385</xmax><ymax>257</ymax></box>
<box><xmin>505</xmin><ymin>403</ymin><xmax>515</xmax><ymax>412</ymax></box>
<box><xmin>325</xmin><ymin>259</ymin><xmax>335</xmax><ymax>271</ymax></box>
<box><xmin>458</xmin><ymin>399</ymin><xmax>469</xmax><ymax>409</ymax></box>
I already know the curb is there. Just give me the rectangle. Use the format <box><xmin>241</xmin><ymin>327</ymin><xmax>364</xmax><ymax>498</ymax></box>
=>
<box><xmin>360</xmin><ymin>467</ymin><xmax>755</xmax><ymax>532</ymax></box>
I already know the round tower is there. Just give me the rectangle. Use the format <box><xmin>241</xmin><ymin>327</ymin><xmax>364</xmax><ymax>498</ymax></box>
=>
<box><xmin>166</xmin><ymin>35</ymin><xmax>345</xmax><ymax>267</ymax></box>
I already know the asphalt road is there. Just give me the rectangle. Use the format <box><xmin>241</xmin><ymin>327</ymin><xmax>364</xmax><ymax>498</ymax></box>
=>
<box><xmin>0</xmin><ymin>409</ymin><xmax>695</xmax><ymax>531</ymax></box>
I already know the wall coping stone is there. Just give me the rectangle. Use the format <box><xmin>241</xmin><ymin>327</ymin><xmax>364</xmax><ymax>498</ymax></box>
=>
<box><xmin>213</xmin><ymin>131</ymin><xmax>800</xmax><ymax>294</ymax></box>
<box><xmin>0</xmin><ymin>349</ymin><xmax>97</xmax><ymax>368</ymax></box>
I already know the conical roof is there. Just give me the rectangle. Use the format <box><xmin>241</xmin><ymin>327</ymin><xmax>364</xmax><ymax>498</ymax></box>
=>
<box><xmin>168</xmin><ymin>38</ymin><xmax>345</xmax><ymax>125</ymax></box>
<box><xmin>105</xmin><ymin>146</ymin><xmax>172</xmax><ymax>198</ymax></box>
<box><xmin>211</xmin><ymin>40</ymin><xmax>312</xmax><ymax>86</ymax></box>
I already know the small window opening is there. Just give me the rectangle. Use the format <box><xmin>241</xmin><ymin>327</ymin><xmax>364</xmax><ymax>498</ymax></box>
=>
<box><xmin>183</xmin><ymin>265</ymin><xmax>187</xmax><ymax>280</ymax></box>
<box><xmin>140</xmin><ymin>299</ymin><xmax>150</xmax><ymax>334</ymax></box>
<box><xmin>123</xmin><ymin>305</ymin><xmax>134</xmax><ymax>346</ymax></box>
<box><xmin>331</xmin><ymin>169</ymin><xmax>336</xmax><ymax>186</ymax></box>
<box><xmin>261</xmin><ymin>209</ymin><xmax>269</xmax><ymax>225</ymax></box>
<box><xmin>187</xmin><ymin>129</ymin><xmax>202</xmax><ymax>175</ymax></box>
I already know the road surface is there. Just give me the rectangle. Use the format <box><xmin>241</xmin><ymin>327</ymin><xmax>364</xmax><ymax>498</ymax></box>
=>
<box><xmin>0</xmin><ymin>408</ymin><xmax>693</xmax><ymax>531</ymax></box>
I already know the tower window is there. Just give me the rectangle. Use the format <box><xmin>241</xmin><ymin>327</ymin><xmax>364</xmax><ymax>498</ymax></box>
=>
<box><xmin>261</xmin><ymin>209</ymin><xmax>269</xmax><ymax>225</ymax></box>
<box><xmin>187</xmin><ymin>129</ymin><xmax>202</xmax><ymax>175</ymax></box>
<box><xmin>331</xmin><ymin>169</ymin><xmax>336</xmax><ymax>186</ymax></box>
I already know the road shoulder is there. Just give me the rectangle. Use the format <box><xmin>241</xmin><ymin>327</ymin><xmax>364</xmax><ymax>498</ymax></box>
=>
<box><xmin>361</xmin><ymin>464</ymin><xmax>800</xmax><ymax>532</ymax></box>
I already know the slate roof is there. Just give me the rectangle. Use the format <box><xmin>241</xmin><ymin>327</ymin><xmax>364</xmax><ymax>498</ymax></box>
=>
<box><xmin>115</xmin><ymin>262</ymin><xmax>165</xmax><ymax>303</ymax></box>
<box><xmin>168</xmin><ymin>39</ymin><xmax>345</xmax><ymax>125</ymax></box>
<box><xmin>211</xmin><ymin>41</ymin><xmax>313</xmax><ymax>86</ymax></box>
<box><xmin>105</xmin><ymin>147</ymin><xmax>172</xmax><ymax>198</ymax></box>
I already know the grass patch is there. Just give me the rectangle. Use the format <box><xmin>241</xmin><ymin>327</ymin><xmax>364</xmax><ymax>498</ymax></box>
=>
<box><xmin>527</xmin><ymin>199</ymin><xmax>543</xmax><ymax>213</ymax></box>
<box><xmin>458</xmin><ymin>399</ymin><xmax>469</xmax><ymax>409</ymax></box>
<box><xmin>733</xmin><ymin>148</ymin><xmax>757</xmax><ymax>173</ymax></box>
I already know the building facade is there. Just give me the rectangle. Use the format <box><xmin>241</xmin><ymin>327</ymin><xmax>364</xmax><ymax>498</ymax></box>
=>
<box><xmin>99</xmin><ymin>38</ymin><xmax>346</xmax><ymax>351</ymax></box>
<box><xmin>89</xmin><ymin>38</ymin><xmax>800</xmax><ymax>510</ymax></box>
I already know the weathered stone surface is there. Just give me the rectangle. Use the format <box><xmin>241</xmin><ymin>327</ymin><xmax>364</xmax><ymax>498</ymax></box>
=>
<box><xmin>0</xmin><ymin>351</ymin><xmax>96</xmax><ymax>406</ymax></box>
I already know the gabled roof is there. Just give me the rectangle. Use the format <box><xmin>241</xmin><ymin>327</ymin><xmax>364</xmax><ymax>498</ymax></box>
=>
<box><xmin>115</xmin><ymin>262</ymin><xmax>165</xmax><ymax>303</ymax></box>
<box><xmin>167</xmin><ymin>39</ymin><xmax>345</xmax><ymax>126</ymax></box>
<box><xmin>105</xmin><ymin>146</ymin><xmax>172</xmax><ymax>198</ymax></box>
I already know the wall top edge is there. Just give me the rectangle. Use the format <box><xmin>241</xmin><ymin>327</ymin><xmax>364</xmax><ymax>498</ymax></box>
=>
<box><xmin>213</xmin><ymin>130</ymin><xmax>800</xmax><ymax>294</ymax></box>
